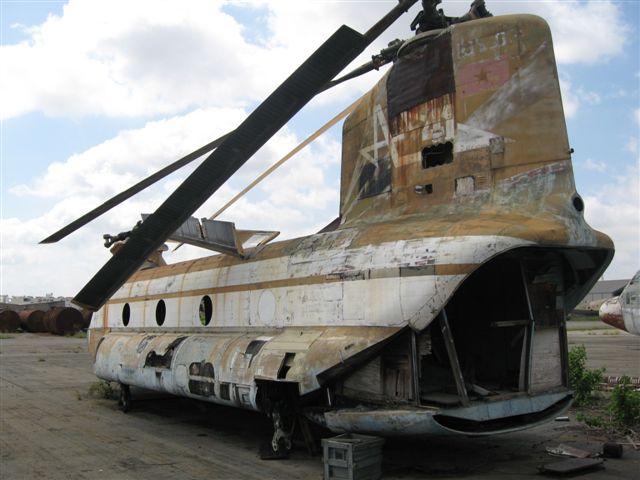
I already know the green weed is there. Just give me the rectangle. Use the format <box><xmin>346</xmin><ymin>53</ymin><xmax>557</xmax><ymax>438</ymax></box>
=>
<box><xmin>576</xmin><ymin>412</ymin><xmax>607</xmax><ymax>428</ymax></box>
<box><xmin>609</xmin><ymin>376</ymin><xmax>640</xmax><ymax>427</ymax></box>
<box><xmin>568</xmin><ymin>345</ymin><xmax>604</xmax><ymax>406</ymax></box>
<box><xmin>88</xmin><ymin>380</ymin><xmax>119</xmax><ymax>400</ymax></box>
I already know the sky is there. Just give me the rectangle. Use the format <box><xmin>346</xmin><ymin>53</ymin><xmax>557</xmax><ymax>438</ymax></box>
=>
<box><xmin>1</xmin><ymin>0</ymin><xmax>638</xmax><ymax>298</ymax></box>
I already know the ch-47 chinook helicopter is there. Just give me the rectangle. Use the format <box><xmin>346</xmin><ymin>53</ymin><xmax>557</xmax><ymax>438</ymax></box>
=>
<box><xmin>42</xmin><ymin>0</ymin><xmax>614</xmax><ymax>456</ymax></box>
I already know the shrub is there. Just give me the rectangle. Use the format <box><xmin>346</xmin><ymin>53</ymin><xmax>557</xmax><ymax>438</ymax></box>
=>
<box><xmin>88</xmin><ymin>380</ymin><xmax>119</xmax><ymax>400</ymax></box>
<box><xmin>576</xmin><ymin>412</ymin><xmax>606</xmax><ymax>428</ymax></box>
<box><xmin>568</xmin><ymin>345</ymin><xmax>604</xmax><ymax>406</ymax></box>
<box><xmin>609</xmin><ymin>376</ymin><xmax>640</xmax><ymax>427</ymax></box>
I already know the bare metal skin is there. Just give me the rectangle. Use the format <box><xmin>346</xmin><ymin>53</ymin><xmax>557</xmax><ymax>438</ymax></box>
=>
<box><xmin>85</xmin><ymin>11</ymin><xmax>613</xmax><ymax>453</ymax></box>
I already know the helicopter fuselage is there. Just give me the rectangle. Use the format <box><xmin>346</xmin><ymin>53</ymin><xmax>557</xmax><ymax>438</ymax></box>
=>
<box><xmin>88</xmin><ymin>13</ymin><xmax>613</xmax><ymax>436</ymax></box>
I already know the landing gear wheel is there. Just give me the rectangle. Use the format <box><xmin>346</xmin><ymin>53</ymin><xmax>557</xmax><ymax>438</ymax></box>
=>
<box><xmin>260</xmin><ymin>407</ymin><xmax>293</xmax><ymax>460</ymax></box>
<box><xmin>118</xmin><ymin>384</ymin><xmax>131</xmax><ymax>413</ymax></box>
<box><xmin>259</xmin><ymin>436</ymin><xmax>291</xmax><ymax>460</ymax></box>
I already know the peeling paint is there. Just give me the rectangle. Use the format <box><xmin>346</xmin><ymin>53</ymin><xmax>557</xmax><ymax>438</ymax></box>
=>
<box><xmin>88</xmin><ymin>14</ymin><xmax>614</xmax><ymax>438</ymax></box>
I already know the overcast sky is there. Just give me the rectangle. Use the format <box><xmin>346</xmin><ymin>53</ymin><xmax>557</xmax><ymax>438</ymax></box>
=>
<box><xmin>1</xmin><ymin>0</ymin><xmax>638</xmax><ymax>297</ymax></box>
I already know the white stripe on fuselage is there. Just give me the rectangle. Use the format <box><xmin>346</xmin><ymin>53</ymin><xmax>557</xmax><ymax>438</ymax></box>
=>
<box><xmin>95</xmin><ymin>234</ymin><xmax>531</xmax><ymax>331</ymax></box>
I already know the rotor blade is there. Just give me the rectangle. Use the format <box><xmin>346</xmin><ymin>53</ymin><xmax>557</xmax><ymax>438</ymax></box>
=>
<box><xmin>208</xmin><ymin>98</ymin><xmax>363</xmax><ymax>220</ymax></box>
<box><xmin>42</xmin><ymin>21</ymin><xmax>406</xmax><ymax>246</ymax></box>
<box><xmin>74</xmin><ymin>28</ymin><xmax>365</xmax><ymax>310</ymax></box>
<box><xmin>39</xmin><ymin>132</ymin><xmax>231</xmax><ymax>244</ymax></box>
<box><xmin>320</xmin><ymin>61</ymin><xmax>378</xmax><ymax>92</ymax></box>
<box><xmin>172</xmin><ymin>96</ymin><xmax>363</xmax><ymax>253</ymax></box>
<box><xmin>363</xmin><ymin>0</ymin><xmax>416</xmax><ymax>43</ymax></box>
<box><xmin>74</xmin><ymin>0</ymin><xmax>418</xmax><ymax>311</ymax></box>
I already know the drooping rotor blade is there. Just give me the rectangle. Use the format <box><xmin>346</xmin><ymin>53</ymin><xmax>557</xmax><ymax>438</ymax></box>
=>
<box><xmin>172</xmin><ymin>95</ymin><xmax>364</xmax><ymax>253</ymax></box>
<box><xmin>41</xmin><ymin>32</ymin><xmax>406</xmax><ymax>246</ymax></box>
<box><xmin>74</xmin><ymin>0</ymin><xmax>418</xmax><ymax>311</ymax></box>
<box><xmin>39</xmin><ymin>132</ymin><xmax>231</xmax><ymax>244</ymax></box>
<box><xmin>168</xmin><ymin>39</ymin><xmax>405</xmax><ymax>254</ymax></box>
<box><xmin>74</xmin><ymin>28</ymin><xmax>364</xmax><ymax>310</ymax></box>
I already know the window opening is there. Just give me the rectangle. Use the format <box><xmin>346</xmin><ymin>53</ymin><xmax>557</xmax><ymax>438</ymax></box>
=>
<box><xmin>220</xmin><ymin>383</ymin><xmax>230</xmax><ymax>400</ymax></box>
<box><xmin>199</xmin><ymin>296</ymin><xmax>212</xmax><ymax>326</ymax></box>
<box><xmin>277</xmin><ymin>353</ymin><xmax>296</xmax><ymax>379</ymax></box>
<box><xmin>156</xmin><ymin>300</ymin><xmax>166</xmax><ymax>326</ymax></box>
<box><xmin>572</xmin><ymin>195</ymin><xmax>584</xmax><ymax>212</ymax></box>
<box><xmin>122</xmin><ymin>303</ymin><xmax>130</xmax><ymax>326</ymax></box>
<box><xmin>422</xmin><ymin>142</ymin><xmax>453</xmax><ymax>169</ymax></box>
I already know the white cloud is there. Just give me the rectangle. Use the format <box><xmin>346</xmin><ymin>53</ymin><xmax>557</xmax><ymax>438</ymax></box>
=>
<box><xmin>0</xmin><ymin>1</ymin><xmax>630</xmax><ymax>121</ymax></box>
<box><xmin>583</xmin><ymin>158</ymin><xmax>607</xmax><ymax>173</ymax></box>
<box><xmin>577</xmin><ymin>88</ymin><xmax>601</xmax><ymax>106</ymax></box>
<box><xmin>584</xmin><ymin>166</ymin><xmax>640</xmax><ymax>279</ymax></box>
<box><xmin>559</xmin><ymin>77</ymin><xmax>580</xmax><ymax>118</ymax></box>
<box><xmin>10</xmin><ymin>106</ymin><xmax>247</xmax><ymax>200</ymax></box>
<box><xmin>558</xmin><ymin>75</ymin><xmax>603</xmax><ymax>118</ymax></box>
<box><xmin>1</xmin><ymin>0</ymin><xmax>635</xmax><ymax>297</ymax></box>
<box><xmin>541</xmin><ymin>1</ymin><xmax>629</xmax><ymax>65</ymax></box>
<box><xmin>1</xmin><ymin>207</ymin><xmax>114</xmax><ymax>297</ymax></box>
<box><xmin>2</xmin><ymin>107</ymin><xmax>343</xmax><ymax>295</ymax></box>
<box><xmin>483</xmin><ymin>0</ymin><xmax>629</xmax><ymax>65</ymax></box>
<box><xmin>0</xmin><ymin>1</ymin><xmax>301</xmax><ymax>120</ymax></box>
<box><xmin>626</xmin><ymin>137</ymin><xmax>638</xmax><ymax>155</ymax></box>
<box><xmin>635</xmin><ymin>108</ymin><xmax>640</xmax><ymax>125</ymax></box>
<box><xmin>243</xmin><ymin>0</ymin><xmax>627</xmax><ymax>70</ymax></box>
<box><xmin>0</xmin><ymin>0</ymin><xmax>416</xmax><ymax>121</ymax></box>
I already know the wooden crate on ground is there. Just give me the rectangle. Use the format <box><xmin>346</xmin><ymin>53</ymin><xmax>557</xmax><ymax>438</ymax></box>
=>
<box><xmin>322</xmin><ymin>433</ymin><xmax>384</xmax><ymax>480</ymax></box>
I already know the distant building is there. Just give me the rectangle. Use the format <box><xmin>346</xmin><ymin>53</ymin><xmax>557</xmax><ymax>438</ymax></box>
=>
<box><xmin>0</xmin><ymin>294</ymin><xmax>73</xmax><ymax>312</ymax></box>
<box><xmin>577</xmin><ymin>278</ymin><xmax>631</xmax><ymax>307</ymax></box>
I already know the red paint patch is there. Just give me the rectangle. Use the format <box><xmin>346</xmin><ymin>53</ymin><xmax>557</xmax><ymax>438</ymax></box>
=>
<box><xmin>458</xmin><ymin>57</ymin><xmax>510</xmax><ymax>98</ymax></box>
<box><xmin>600</xmin><ymin>313</ymin><xmax>627</xmax><ymax>332</ymax></box>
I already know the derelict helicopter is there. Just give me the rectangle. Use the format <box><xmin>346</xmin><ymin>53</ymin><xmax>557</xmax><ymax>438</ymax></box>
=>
<box><xmin>599</xmin><ymin>271</ymin><xmax>640</xmax><ymax>335</ymax></box>
<box><xmin>42</xmin><ymin>0</ymin><xmax>614</xmax><ymax>456</ymax></box>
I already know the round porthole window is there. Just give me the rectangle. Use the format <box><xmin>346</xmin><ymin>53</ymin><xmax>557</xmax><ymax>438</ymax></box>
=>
<box><xmin>572</xmin><ymin>195</ymin><xmax>584</xmax><ymax>213</ymax></box>
<box><xmin>199</xmin><ymin>296</ymin><xmax>212</xmax><ymax>326</ymax></box>
<box><xmin>156</xmin><ymin>300</ymin><xmax>166</xmax><ymax>326</ymax></box>
<box><xmin>122</xmin><ymin>303</ymin><xmax>130</xmax><ymax>326</ymax></box>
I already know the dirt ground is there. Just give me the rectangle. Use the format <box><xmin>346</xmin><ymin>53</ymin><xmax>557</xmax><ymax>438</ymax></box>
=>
<box><xmin>1</xmin><ymin>331</ymin><xmax>639</xmax><ymax>480</ymax></box>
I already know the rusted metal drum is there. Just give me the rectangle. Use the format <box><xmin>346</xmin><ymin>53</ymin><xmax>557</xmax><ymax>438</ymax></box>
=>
<box><xmin>44</xmin><ymin>307</ymin><xmax>84</xmax><ymax>335</ymax></box>
<box><xmin>18</xmin><ymin>309</ymin><xmax>47</xmax><ymax>332</ymax></box>
<box><xmin>0</xmin><ymin>310</ymin><xmax>21</xmax><ymax>332</ymax></box>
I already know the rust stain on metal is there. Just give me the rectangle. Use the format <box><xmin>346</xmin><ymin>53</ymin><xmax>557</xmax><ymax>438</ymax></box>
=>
<box><xmin>85</xmin><ymin>13</ymin><xmax>615</xmax><ymax>440</ymax></box>
<box><xmin>18</xmin><ymin>309</ymin><xmax>47</xmax><ymax>332</ymax></box>
<box><xmin>0</xmin><ymin>310</ymin><xmax>21</xmax><ymax>333</ymax></box>
<box><xmin>43</xmin><ymin>307</ymin><xmax>84</xmax><ymax>335</ymax></box>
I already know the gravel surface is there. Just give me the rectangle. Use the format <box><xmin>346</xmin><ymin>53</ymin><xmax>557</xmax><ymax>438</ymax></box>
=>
<box><xmin>1</xmin><ymin>333</ymin><xmax>638</xmax><ymax>479</ymax></box>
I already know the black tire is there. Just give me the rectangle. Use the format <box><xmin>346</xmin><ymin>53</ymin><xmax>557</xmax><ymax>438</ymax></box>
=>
<box><xmin>259</xmin><ymin>437</ymin><xmax>291</xmax><ymax>460</ymax></box>
<box><xmin>118</xmin><ymin>384</ymin><xmax>131</xmax><ymax>413</ymax></box>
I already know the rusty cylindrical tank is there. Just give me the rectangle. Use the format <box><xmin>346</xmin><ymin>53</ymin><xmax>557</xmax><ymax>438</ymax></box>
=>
<box><xmin>44</xmin><ymin>307</ymin><xmax>84</xmax><ymax>335</ymax></box>
<box><xmin>18</xmin><ymin>309</ymin><xmax>47</xmax><ymax>332</ymax></box>
<box><xmin>0</xmin><ymin>310</ymin><xmax>21</xmax><ymax>333</ymax></box>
